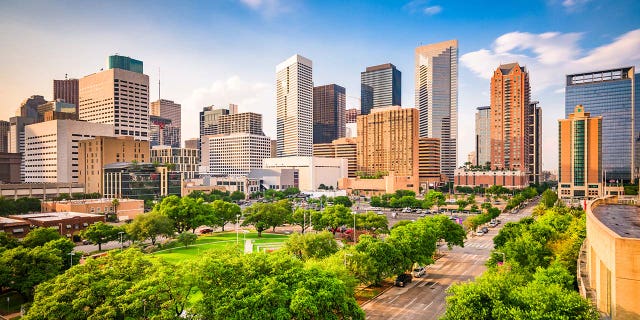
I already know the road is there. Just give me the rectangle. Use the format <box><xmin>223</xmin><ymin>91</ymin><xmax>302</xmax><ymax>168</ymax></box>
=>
<box><xmin>362</xmin><ymin>199</ymin><xmax>537</xmax><ymax>320</ymax></box>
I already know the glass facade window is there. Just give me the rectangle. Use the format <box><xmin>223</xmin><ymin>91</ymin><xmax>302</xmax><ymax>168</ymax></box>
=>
<box><xmin>574</xmin><ymin>120</ymin><xmax>585</xmax><ymax>186</ymax></box>
<box><xmin>565</xmin><ymin>67</ymin><xmax>636</xmax><ymax>182</ymax></box>
<box><xmin>313</xmin><ymin>84</ymin><xmax>346</xmax><ymax>144</ymax></box>
<box><xmin>360</xmin><ymin>63</ymin><xmax>401</xmax><ymax>115</ymax></box>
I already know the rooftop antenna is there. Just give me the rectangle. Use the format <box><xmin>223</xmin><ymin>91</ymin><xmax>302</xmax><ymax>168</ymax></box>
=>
<box><xmin>158</xmin><ymin>67</ymin><xmax>161</xmax><ymax>101</ymax></box>
<box><xmin>65</xmin><ymin>73</ymin><xmax>68</xmax><ymax>80</ymax></box>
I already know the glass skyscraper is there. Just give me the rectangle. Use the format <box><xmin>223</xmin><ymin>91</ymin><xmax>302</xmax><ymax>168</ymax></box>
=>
<box><xmin>565</xmin><ymin>67</ymin><xmax>638</xmax><ymax>182</ymax></box>
<box><xmin>313</xmin><ymin>84</ymin><xmax>346</xmax><ymax>144</ymax></box>
<box><xmin>360</xmin><ymin>63</ymin><xmax>401</xmax><ymax>115</ymax></box>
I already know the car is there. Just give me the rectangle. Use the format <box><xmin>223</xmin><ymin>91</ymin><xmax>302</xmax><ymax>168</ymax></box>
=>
<box><xmin>475</xmin><ymin>229</ymin><xmax>485</xmax><ymax>236</ymax></box>
<box><xmin>412</xmin><ymin>266</ymin><xmax>426</xmax><ymax>278</ymax></box>
<box><xmin>489</xmin><ymin>221</ymin><xmax>498</xmax><ymax>228</ymax></box>
<box><xmin>395</xmin><ymin>273</ymin><xmax>413</xmax><ymax>287</ymax></box>
<box><xmin>402</xmin><ymin>207</ymin><xmax>412</xmax><ymax>213</ymax></box>
<box><xmin>481</xmin><ymin>227</ymin><xmax>489</xmax><ymax>233</ymax></box>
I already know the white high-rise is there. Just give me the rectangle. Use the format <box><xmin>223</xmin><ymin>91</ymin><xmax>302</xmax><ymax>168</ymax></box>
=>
<box><xmin>415</xmin><ymin>40</ymin><xmax>458</xmax><ymax>181</ymax></box>
<box><xmin>276</xmin><ymin>54</ymin><xmax>313</xmax><ymax>157</ymax></box>
<box><xmin>79</xmin><ymin>56</ymin><xmax>150</xmax><ymax>140</ymax></box>
<box><xmin>202</xmin><ymin>133</ymin><xmax>272</xmax><ymax>176</ymax></box>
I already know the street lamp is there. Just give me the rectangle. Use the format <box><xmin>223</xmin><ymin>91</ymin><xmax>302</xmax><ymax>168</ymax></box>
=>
<box><xmin>68</xmin><ymin>252</ymin><xmax>75</xmax><ymax>268</ymax></box>
<box><xmin>236</xmin><ymin>214</ymin><xmax>241</xmax><ymax>245</ymax></box>
<box><xmin>495</xmin><ymin>251</ymin><xmax>506</xmax><ymax>264</ymax></box>
<box><xmin>118</xmin><ymin>231</ymin><xmax>125</xmax><ymax>251</ymax></box>
<box><xmin>352</xmin><ymin>212</ymin><xmax>357</xmax><ymax>244</ymax></box>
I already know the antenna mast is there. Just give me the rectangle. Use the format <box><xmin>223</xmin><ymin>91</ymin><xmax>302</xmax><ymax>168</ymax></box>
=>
<box><xmin>158</xmin><ymin>67</ymin><xmax>161</xmax><ymax>101</ymax></box>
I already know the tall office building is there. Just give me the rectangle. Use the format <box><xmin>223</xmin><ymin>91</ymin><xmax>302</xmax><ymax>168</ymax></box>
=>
<box><xmin>78</xmin><ymin>136</ymin><xmax>150</xmax><ymax>194</ymax></box>
<box><xmin>17</xmin><ymin>95</ymin><xmax>47</xmax><ymax>120</ymax></box>
<box><xmin>489</xmin><ymin>62</ymin><xmax>540</xmax><ymax>183</ymax></box>
<box><xmin>53</xmin><ymin>78</ymin><xmax>79</xmax><ymax>113</ymax></box>
<box><xmin>565</xmin><ymin>67</ymin><xmax>639</xmax><ymax>182</ymax></box>
<box><xmin>360</xmin><ymin>63</ymin><xmax>401</xmax><ymax>115</ymax></box>
<box><xmin>200</xmin><ymin>106</ymin><xmax>229</xmax><ymax>137</ymax></box>
<box><xmin>149</xmin><ymin>115</ymin><xmax>180</xmax><ymax>148</ymax></box>
<box><xmin>558</xmin><ymin>105</ymin><xmax>602</xmax><ymax>199</ymax></box>
<box><xmin>0</xmin><ymin>120</ymin><xmax>9</xmax><ymax>153</ymax></box>
<box><xmin>276</xmin><ymin>54</ymin><xmax>313</xmax><ymax>157</ymax></box>
<box><xmin>475</xmin><ymin>106</ymin><xmax>491</xmax><ymax>167</ymax></box>
<box><xmin>415</xmin><ymin>40</ymin><xmax>458</xmax><ymax>181</ymax></box>
<box><xmin>150</xmin><ymin>99</ymin><xmax>181</xmax><ymax>146</ymax></box>
<box><xmin>313</xmin><ymin>84</ymin><xmax>346</xmax><ymax>144</ymax></box>
<box><xmin>79</xmin><ymin>55</ymin><xmax>149</xmax><ymax>140</ymax></box>
<box><xmin>150</xmin><ymin>146</ymin><xmax>199</xmax><ymax>180</ymax></box>
<box><xmin>418</xmin><ymin>137</ymin><xmax>442</xmax><ymax>185</ymax></box>
<box><xmin>218</xmin><ymin>112</ymin><xmax>264</xmax><ymax>136</ymax></box>
<box><xmin>36</xmin><ymin>100</ymin><xmax>77</xmax><ymax>122</ymax></box>
<box><xmin>24</xmin><ymin>120</ymin><xmax>114</xmax><ymax>183</ymax></box>
<box><xmin>8</xmin><ymin>116</ymin><xmax>35</xmax><ymax>181</ymax></box>
<box><xmin>357</xmin><ymin>106</ymin><xmax>419</xmax><ymax>178</ymax></box>
<box><xmin>202</xmin><ymin>133</ymin><xmax>272</xmax><ymax>176</ymax></box>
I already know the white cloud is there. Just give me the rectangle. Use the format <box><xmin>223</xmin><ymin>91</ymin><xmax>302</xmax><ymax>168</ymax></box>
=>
<box><xmin>423</xmin><ymin>5</ymin><xmax>442</xmax><ymax>15</ymax></box>
<box><xmin>238</xmin><ymin>0</ymin><xmax>290</xmax><ymax>17</ymax></box>
<box><xmin>461</xmin><ymin>29</ymin><xmax>640</xmax><ymax>93</ymax></box>
<box><xmin>181</xmin><ymin>76</ymin><xmax>275</xmax><ymax>140</ymax></box>
<box><xmin>562</xmin><ymin>0</ymin><xmax>590</xmax><ymax>11</ymax></box>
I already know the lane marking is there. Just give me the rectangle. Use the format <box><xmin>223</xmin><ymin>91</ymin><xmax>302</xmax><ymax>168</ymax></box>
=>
<box><xmin>429</xmin><ymin>281</ymin><xmax>439</xmax><ymax>288</ymax></box>
<box><xmin>423</xmin><ymin>301</ymin><xmax>434</xmax><ymax>310</ymax></box>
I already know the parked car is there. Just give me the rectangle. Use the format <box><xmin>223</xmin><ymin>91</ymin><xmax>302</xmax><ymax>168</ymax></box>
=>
<box><xmin>395</xmin><ymin>273</ymin><xmax>413</xmax><ymax>287</ymax></box>
<box><xmin>412</xmin><ymin>266</ymin><xmax>426</xmax><ymax>278</ymax></box>
<box><xmin>489</xmin><ymin>221</ymin><xmax>498</xmax><ymax>228</ymax></box>
<box><xmin>475</xmin><ymin>229</ymin><xmax>485</xmax><ymax>236</ymax></box>
<box><xmin>481</xmin><ymin>227</ymin><xmax>489</xmax><ymax>233</ymax></box>
<box><xmin>402</xmin><ymin>207</ymin><xmax>412</xmax><ymax>213</ymax></box>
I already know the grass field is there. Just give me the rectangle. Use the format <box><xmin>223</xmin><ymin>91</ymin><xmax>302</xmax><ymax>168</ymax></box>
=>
<box><xmin>153</xmin><ymin>231</ymin><xmax>290</xmax><ymax>264</ymax></box>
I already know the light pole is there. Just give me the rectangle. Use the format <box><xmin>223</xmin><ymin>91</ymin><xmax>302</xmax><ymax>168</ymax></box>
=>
<box><xmin>118</xmin><ymin>231</ymin><xmax>124</xmax><ymax>251</ymax></box>
<box><xmin>236</xmin><ymin>214</ymin><xmax>241</xmax><ymax>245</ymax></box>
<box><xmin>352</xmin><ymin>212</ymin><xmax>357</xmax><ymax>244</ymax></box>
<box><xmin>68</xmin><ymin>252</ymin><xmax>75</xmax><ymax>268</ymax></box>
<box><xmin>495</xmin><ymin>251</ymin><xmax>506</xmax><ymax>264</ymax></box>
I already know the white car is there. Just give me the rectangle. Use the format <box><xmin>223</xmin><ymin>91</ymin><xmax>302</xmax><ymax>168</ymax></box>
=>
<box><xmin>476</xmin><ymin>229</ymin><xmax>485</xmax><ymax>236</ymax></box>
<box><xmin>412</xmin><ymin>266</ymin><xmax>426</xmax><ymax>278</ymax></box>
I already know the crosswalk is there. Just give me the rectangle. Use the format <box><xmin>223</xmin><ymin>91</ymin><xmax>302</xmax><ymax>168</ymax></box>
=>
<box><xmin>462</xmin><ymin>242</ymin><xmax>494</xmax><ymax>250</ymax></box>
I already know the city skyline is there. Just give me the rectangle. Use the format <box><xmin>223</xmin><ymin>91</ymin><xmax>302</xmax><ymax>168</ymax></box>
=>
<box><xmin>1</xmin><ymin>1</ymin><xmax>639</xmax><ymax>170</ymax></box>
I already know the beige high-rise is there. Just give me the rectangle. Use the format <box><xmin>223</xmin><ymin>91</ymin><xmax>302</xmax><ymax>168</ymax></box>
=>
<box><xmin>357</xmin><ymin>106</ymin><xmax>419</xmax><ymax>178</ymax></box>
<box><xmin>78</xmin><ymin>136</ymin><xmax>150</xmax><ymax>194</ymax></box>
<box><xmin>79</xmin><ymin>68</ymin><xmax>149</xmax><ymax>140</ymax></box>
<box><xmin>313</xmin><ymin>137</ymin><xmax>357</xmax><ymax>178</ymax></box>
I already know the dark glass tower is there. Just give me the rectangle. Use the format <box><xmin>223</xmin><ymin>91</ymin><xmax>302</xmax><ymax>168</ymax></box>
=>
<box><xmin>565</xmin><ymin>67</ymin><xmax>638</xmax><ymax>182</ymax></box>
<box><xmin>313</xmin><ymin>84</ymin><xmax>346</xmax><ymax>144</ymax></box>
<box><xmin>360</xmin><ymin>63</ymin><xmax>401</xmax><ymax>115</ymax></box>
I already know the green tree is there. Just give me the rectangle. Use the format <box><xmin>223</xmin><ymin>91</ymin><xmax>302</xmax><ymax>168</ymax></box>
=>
<box><xmin>0</xmin><ymin>246</ymin><xmax>63</xmax><ymax>300</ymax></box>
<box><xmin>22</xmin><ymin>227</ymin><xmax>62</xmax><ymax>248</ymax></box>
<box><xmin>81</xmin><ymin>222</ymin><xmax>119</xmax><ymax>251</ymax></box>
<box><xmin>315</xmin><ymin>204</ymin><xmax>353</xmax><ymax>234</ymax></box>
<box><xmin>43</xmin><ymin>238</ymin><xmax>78</xmax><ymax>270</ymax></box>
<box><xmin>177</xmin><ymin>231</ymin><xmax>198</xmax><ymax>247</ymax></box>
<box><xmin>111</xmin><ymin>198</ymin><xmax>120</xmax><ymax>219</ymax></box>
<box><xmin>211</xmin><ymin>199</ymin><xmax>242</xmax><ymax>231</ymax></box>
<box><xmin>0</xmin><ymin>196</ymin><xmax>17</xmax><ymax>216</ymax></box>
<box><xmin>283</xmin><ymin>231</ymin><xmax>339</xmax><ymax>261</ymax></box>
<box><xmin>356</xmin><ymin>211</ymin><xmax>389</xmax><ymax>235</ymax></box>
<box><xmin>242</xmin><ymin>201</ymin><xmax>290</xmax><ymax>237</ymax></box>
<box><xmin>541</xmin><ymin>189</ymin><xmax>558</xmax><ymax>208</ymax></box>
<box><xmin>126</xmin><ymin>212</ymin><xmax>175</xmax><ymax>245</ymax></box>
<box><xmin>426</xmin><ymin>190</ymin><xmax>446</xmax><ymax>209</ymax></box>
<box><xmin>230</xmin><ymin>190</ymin><xmax>246</xmax><ymax>201</ymax></box>
<box><xmin>290</xmin><ymin>207</ymin><xmax>318</xmax><ymax>234</ymax></box>
<box><xmin>351</xmin><ymin>235</ymin><xmax>403</xmax><ymax>285</ymax></box>
<box><xmin>332</xmin><ymin>195</ymin><xmax>353</xmax><ymax>207</ymax></box>
<box><xmin>0</xmin><ymin>232</ymin><xmax>20</xmax><ymax>249</ymax></box>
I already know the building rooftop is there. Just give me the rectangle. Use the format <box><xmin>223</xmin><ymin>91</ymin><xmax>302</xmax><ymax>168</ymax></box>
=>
<box><xmin>593</xmin><ymin>205</ymin><xmax>640</xmax><ymax>238</ymax></box>
<box><xmin>44</xmin><ymin>198</ymin><xmax>141</xmax><ymax>205</ymax></box>
<box><xmin>11</xmin><ymin>212</ymin><xmax>104</xmax><ymax>222</ymax></box>
<box><xmin>0</xmin><ymin>217</ymin><xmax>29</xmax><ymax>225</ymax></box>
<box><xmin>365</xmin><ymin>63</ymin><xmax>397</xmax><ymax>72</ymax></box>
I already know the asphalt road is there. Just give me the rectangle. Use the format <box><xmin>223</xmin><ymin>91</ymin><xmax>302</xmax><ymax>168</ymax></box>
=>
<box><xmin>362</xmin><ymin>199</ymin><xmax>537</xmax><ymax>320</ymax></box>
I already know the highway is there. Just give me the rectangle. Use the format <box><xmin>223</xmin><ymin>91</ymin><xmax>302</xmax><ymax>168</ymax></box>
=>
<box><xmin>362</xmin><ymin>200</ymin><xmax>537</xmax><ymax>319</ymax></box>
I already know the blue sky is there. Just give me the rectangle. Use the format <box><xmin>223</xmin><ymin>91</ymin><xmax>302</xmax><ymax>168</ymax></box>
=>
<box><xmin>1</xmin><ymin>0</ymin><xmax>639</xmax><ymax>170</ymax></box>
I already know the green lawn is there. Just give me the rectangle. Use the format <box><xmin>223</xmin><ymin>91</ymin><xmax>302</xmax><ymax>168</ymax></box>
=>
<box><xmin>154</xmin><ymin>231</ymin><xmax>290</xmax><ymax>264</ymax></box>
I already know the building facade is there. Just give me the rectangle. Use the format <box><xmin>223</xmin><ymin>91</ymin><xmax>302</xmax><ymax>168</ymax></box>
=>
<box><xmin>185</xmin><ymin>138</ymin><xmax>199</xmax><ymax>150</ymax></box>
<box><xmin>565</xmin><ymin>67</ymin><xmax>638</xmax><ymax>182</ymax></box>
<box><xmin>0</xmin><ymin>183</ymin><xmax>84</xmax><ymax>200</ymax></box>
<box><xmin>42</xmin><ymin>198</ymin><xmax>144</xmax><ymax>221</ymax></box>
<box><xmin>454</xmin><ymin>169</ymin><xmax>530</xmax><ymax>189</ymax></box>
<box><xmin>36</xmin><ymin>99</ymin><xmax>77</xmax><ymax>122</ymax></box>
<box><xmin>24</xmin><ymin>120</ymin><xmax>115</xmax><ymax>183</ymax></box>
<box><xmin>150</xmin><ymin>146</ymin><xmax>199</xmax><ymax>180</ymax></box>
<box><xmin>345</xmin><ymin>108</ymin><xmax>360</xmax><ymax>124</ymax></box>
<box><xmin>415</xmin><ymin>40</ymin><xmax>458</xmax><ymax>181</ymax></box>
<box><xmin>218</xmin><ymin>112</ymin><xmax>264</xmax><ymax>136</ymax></box>
<box><xmin>0</xmin><ymin>153</ymin><xmax>21</xmax><ymax>184</ymax></box>
<box><xmin>149</xmin><ymin>115</ymin><xmax>180</xmax><ymax>148</ymax></box>
<box><xmin>475</xmin><ymin>106</ymin><xmax>491</xmax><ymax>167</ymax></box>
<box><xmin>79</xmin><ymin>56</ymin><xmax>149</xmax><ymax>140</ymax></box>
<box><xmin>17</xmin><ymin>95</ymin><xmax>47</xmax><ymax>120</ymax></box>
<box><xmin>276</xmin><ymin>54</ymin><xmax>313</xmax><ymax>157</ymax></box>
<box><xmin>558</xmin><ymin>105</ymin><xmax>602</xmax><ymax>199</ymax></box>
<box><xmin>490</xmin><ymin>63</ymin><xmax>540</xmax><ymax>183</ymax></box>
<box><xmin>103</xmin><ymin>163</ymin><xmax>180</xmax><ymax>199</ymax></box>
<box><xmin>360</xmin><ymin>63</ymin><xmax>401</xmax><ymax>115</ymax></box>
<box><xmin>313</xmin><ymin>84</ymin><xmax>346</xmax><ymax>144</ymax></box>
<box><xmin>0</xmin><ymin>120</ymin><xmax>9</xmax><ymax>153</ymax></box>
<box><xmin>150</xmin><ymin>99</ymin><xmax>181</xmax><ymax>147</ymax></box>
<box><xmin>313</xmin><ymin>137</ymin><xmax>357</xmax><ymax>178</ymax></box>
<box><xmin>357</xmin><ymin>106</ymin><xmax>419</xmax><ymax>178</ymax></box>
<box><xmin>78</xmin><ymin>136</ymin><xmax>150</xmax><ymax>194</ymax></box>
<box><xmin>9</xmin><ymin>212</ymin><xmax>105</xmax><ymax>238</ymax></box>
<box><xmin>262</xmin><ymin>157</ymin><xmax>347</xmax><ymax>192</ymax></box>
<box><xmin>419</xmin><ymin>137</ymin><xmax>441</xmax><ymax>188</ymax></box>
<box><xmin>53</xmin><ymin>78</ymin><xmax>79</xmax><ymax>113</ymax></box>
<box><xmin>202</xmin><ymin>133</ymin><xmax>271</xmax><ymax>176</ymax></box>
<box><xmin>200</xmin><ymin>106</ymin><xmax>229</xmax><ymax>137</ymax></box>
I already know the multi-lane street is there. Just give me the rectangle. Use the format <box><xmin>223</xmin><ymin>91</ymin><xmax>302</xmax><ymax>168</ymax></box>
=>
<box><xmin>362</xmin><ymin>200</ymin><xmax>537</xmax><ymax>319</ymax></box>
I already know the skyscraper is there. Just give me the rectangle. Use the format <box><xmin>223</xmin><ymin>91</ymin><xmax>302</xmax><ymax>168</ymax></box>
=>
<box><xmin>345</xmin><ymin>108</ymin><xmax>360</xmax><ymax>123</ymax></box>
<box><xmin>415</xmin><ymin>40</ymin><xmax>458</xmax><ymax>181</ymax></box>
<box><xmin>276</xmin><ymin>54</ymin><xmax>313</xmax><ymax>157</ymax></box>
<box><xmin>53</xmin><ymin>78</ymin><xmax>79</xmax><ymax>113</ymax></box>
<box><xmin>313</xmin><ymin>84</ymin><xmax>346</xmax><ymax>144</ymax></box>
<box><xmin>79</xmin><ymin>55</ymin><xmax>149</xmax><ymax>140</ymax></box>
<box><xmin>150</xmin><ymin>99</ymin><xmax>181</xmax><ymax>147</ymax></box>
<box><xmin>360</xmin><ymin>63</ymin><xmax>401</xmax><ymax>115</ymax></box>
<box><xmin>565</xmin><ymin>67</ymin><xmax>638</xmax><ymax>182</ymax></box>
<box><xmin>558</xmin><ymin>105</ymin><xmax>602</xmax><ymax>199</ymax></box>
<box><xmin>0</xmin><ymin>120</ymin><xmax>9</xmax><ymax>153</ymax></box>
<box><xmin>200</xmin><ymin>106</ymin><xmax>229</xmax><ymax>137</ymax></box>
<box><xmin>475</xmin><ymin>106</ymin><xmax>491</xmax><ymax>168</ymax></box>
<box><xmin>490</xmin><ymin>63</ymin><xmax>541</xmax><ymax>184</ymax></box>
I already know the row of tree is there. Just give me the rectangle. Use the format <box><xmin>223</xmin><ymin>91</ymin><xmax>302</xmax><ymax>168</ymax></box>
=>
<box><xmin>0</xmin><ymin>197</ymin><xmax>41</xmax><ymax>216</ymax></box>
<box><xmin>187</xmin><ymin>189</ymin><xmax>246</xmax><ymax>203</ymax></box>
<box><xmin>370</xmin><ymin>190</ymin><xmax>446</xmax><ymax>209</ymax></box>
<box><xmin>443</xmin><ymin>195</ymin><xmax>597</xmax><ymax>319</ymax></box>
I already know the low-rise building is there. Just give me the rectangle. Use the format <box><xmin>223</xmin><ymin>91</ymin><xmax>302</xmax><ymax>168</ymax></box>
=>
<box><xmin>313</xmin><ymin>137</ymin><xmax>357</xmax><ymax>178</ymax></box>
<box><xmin>201</xmin><ymin>132</ymin><xmax>272</xmax><ymax>176</ymax></box>
<box><xmin>262</xmin><ymin>156</ymin><xmax>347</xmax><ymax>192</ymax></box>
<box><xmin>0</xmin><ymin>183</ymin><xmax>84</xmax><ymax>200</ymax></box>
<box><xmin>453</xmin><ymin>169</ymin><xmax>529</xmax><ymax>189</ymax></box>
<box><xmin>0</xmin><ymin>216</ymin><xmax>30</xmax><ymax>238</ymax></box>
<box><xmin>581</xmin><ymin>197</ymin><xmax>640</xmax><ymax>319</ymax></box>
<box><xmin>150</xmin><ymin>146</ymin><xmax>199</xmax><ymax>180</ymax></box>
<box><xmin>248</xmin><ymin>168</ymin><xmax>298</xmax><ymax>190</ymax></box>
<box><xmin>338</xmin><ymin>171</ymin><xmax>418</xmax><ymax>196</ymax></box>
<box><xmin>8</xmin><ymin>212</ymin><xmax>105</xmax><ymax>238</ymax></box>
<box><xmin>41</xmin><ymin>198</ymin><xmax>144</xmax><ymax>221</ymax></box>
<box><xmin>103</xmin><ymin>162</ymin><xmax>181</xmax><ymax>200</ymax></box>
